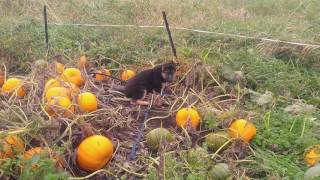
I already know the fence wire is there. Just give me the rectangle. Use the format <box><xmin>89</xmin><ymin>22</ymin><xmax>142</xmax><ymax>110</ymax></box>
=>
<box><xmin>48</xmin><ymin>22</ymin><xmax>320</xmax><ymax>50</ymax></box>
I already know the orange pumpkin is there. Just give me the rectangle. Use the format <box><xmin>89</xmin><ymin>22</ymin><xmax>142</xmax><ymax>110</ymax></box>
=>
<box><xmin>305</xmin><ymin>145</ymin><xmax>320</xmax><ymax>166</ymax></box>
<box><xmin>77</xmin><ymin>92</ymin><xmax>98</xmax><ymax>112</ymax></box>
<box><xmin>44</xmin><ymin>87</ymin><xmax>71</xmax><ymax>101</ymax></box>
<box><xmin>121</xmin><ymin>70</ymin><xmax>136</xmax><ymax>81</ymax></box>
<box><xmin>228</xmin><ymin>119</ymin><xmax>256</xmax><ymax>142</ymax></box>
<box><xmin>45</xmin><ymin>96</ymin><xmax>75</xmax><ymax>118</ymax></box>
<box><xmin>176</xmin><ymin>107</ymin><xmax>201</xmax><ymax>129</ymax></box>
<box><xmin>55</xmin><ymin>62</ymin><xmax>65</xmax><ymax>75</ymax></box>
<box><xmin>44</xmin><ymin>78</ymin><xmax>61</xmax><ymax>94</ymax></box>
<box><xmin>76</xmin><ymin>135</ymin><xmax>113</xmax><ymax>172</ymax></box>
<box><xmin>1</xmin><ymin>78</ymin><xmax>26</xmax><ymax>98</ymax></box>
<box><xmin>95</xmin><ymin>69</ymin><xmax>111</xmax><ymax>81</ymax></box>
<box><xmin>61</xmin><ymin>68</ymin><xmax>84</xmax><ymax>87</ymax></box>
<box><xmin>0</xmin><ymin>135</ymin><xmax>24</xmax><ymax>159</ymax></box>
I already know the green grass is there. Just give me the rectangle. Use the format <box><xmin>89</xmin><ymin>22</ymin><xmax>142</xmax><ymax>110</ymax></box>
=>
<box><xmin>1</xmin><ymin>0</ymin><xmax>320</xmax><ymax>179</ymax></box>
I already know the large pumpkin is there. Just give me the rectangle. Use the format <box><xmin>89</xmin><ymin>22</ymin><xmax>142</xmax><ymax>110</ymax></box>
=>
<box><xmin>44</xmin><ymin>87</ymin><xmax>71</xmax><ymax>101</ymax></box>
<box><xmin>45</xmin><ymin>96</ymin><xmax>75</xmax><ymax>118</ymax></box>
<box><xmin>76</xmin><ymin>135</ymin><xmax>113</xmax><ymax>172</ymax></box>
<box><xmin>121</xmin><ymin>70</ymin><xmax>136</xmax><ymax>81</ymax></box>
<box><xmin>228</xmin><ymin>119</ymin><xmax>256</xmax><ymax>142</ymax></box>
<box><xmin>61</xmin><ymin>68</ymin><xmax>84</xmax><ymax>87</ymax></box>
<box><xmin>176</xmin><ymin>107</ymin><xmax>201</xmax><ymax>129</ymax></box>
<box><xmin>0</xmin><ymin>135</ymin><xmax>24</xmax><ymax>159</ymax></box>
<box><xmin>1</xmin><ymin>78</ymin><xmax>26</xmax><ymax>98</ymax></box>
<box><xmin>305</xmin><ymin>145</ymin><xmax>320</xmax><ymax>167</ymax></box>
<box><xmin>77</xmin><ymin>92</ymin><xmax>98</xmax><ymax>112</ymax></box>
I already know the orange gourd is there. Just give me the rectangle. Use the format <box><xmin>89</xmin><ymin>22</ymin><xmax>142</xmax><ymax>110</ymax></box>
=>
<box><xmin>305</xmin><ymin>145</ymin><xmax>320</xmax><ymax>166</ymax></box>
<box><xmin>228</xmin><ymin>119</ymin><xmax>256</xmax><ymax>142</ymax></box>
<box><xmin>44</xmin><ymin>87</ymin><xmax>71</xmax><ymax>101</ymax></box>
<box><xmin>95</xmin><ymin>69</ymin><xmax>111</xmax><ymax>81</ymax></box>
<box><xmin>176</xmin><ymin>107</ymin><xmax>201</xmax><ymax>129</ymax></box>
<box><xmin>121</xmin><ymin>70</ymin><xmax>136</xmax><ymax>81</ymax></box>
<box><xmin>77</xmin><ymin>92</ymin><xmax>98</xmax><ymax>112</ymax></box>
<box><xmin>45</xmin><ymin>96</ymin><xmax>75</xmax><ymax>118</ymax></box>
<box><xmin>76</xmin><ymin>135</ymin><xmax>113</xmax><ymax>172</ymax></box>
<box><xmin>0</xmin><ymin>135</ymin><xmax>24</xmax><ymax>159</ymax></box>
<box><xmin>61</xmin><ymin>68</ymin><xmax>84</xmax><ymax>87</ymax></box>
<box><xmin>1</xmin><ymin>78</ymin><xmax>26</xmax><ymax>98</ymax></box>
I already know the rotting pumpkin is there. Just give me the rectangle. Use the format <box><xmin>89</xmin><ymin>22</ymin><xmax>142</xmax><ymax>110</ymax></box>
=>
<box><xmin>304</xmin><ymin>145</ymin><xmax>320</xmax><ymax>167</ymax></box>
<box><xmin>76</xmin><ymin>135</ymin><xmax>114</xmax><ymax>172</ymax></box>
<box><xmin>0</xmin><ymin>135</ymin><xmax>24</xmax><ymax>159</ymax></box>
<box><xmin>23</xmin><ymin>147</ymin><xmax>64</xmax><ymax>169</ymax></box>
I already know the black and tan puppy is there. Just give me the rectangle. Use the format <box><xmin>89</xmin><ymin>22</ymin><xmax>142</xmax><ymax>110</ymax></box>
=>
<box><xmin>124</xmin><ymin>61</ymin><xmax>176</xmax><ymax>105</ymax></box>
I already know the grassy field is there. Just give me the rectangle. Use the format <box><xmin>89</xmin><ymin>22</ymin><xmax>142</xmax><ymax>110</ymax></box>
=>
<box><xmin>1</xmin><ymin>0</ymin><xmax>320</xmax><ymax>179</ymax></box>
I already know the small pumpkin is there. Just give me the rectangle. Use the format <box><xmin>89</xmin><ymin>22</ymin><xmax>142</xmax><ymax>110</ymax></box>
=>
<box><xmin>0</xmin><ymin>135</ymin><xmax>24</xmax><ymax>159</ymax></box>
<box><xmin>76</xmin><ymin>135</ymin><xmax>113</xmax><ymax>172</ymax></box>
<box><xmin>61</xmin><ymin>68</ymin><xmax>84</xmax><ymax>87</ymax></box>
<box><xmin>208</xmin><ymin>163</ymin><xmax>233</xmax><ymax>180</ymax></box>
<box><xmin>1</xmin><ymin>78</ymin><xmax>26</xmax><ymax>98</ymax></box>
<box><xmin>228</xmin><ymin>119</ymin><xmax>256</xmax><ymax>142</ymax></box>
<box><xmin>44</xmin><ymin>78</ymin><xmax>61</xmax><ymax>94</ymax></box>
<box><xmin>45</xmin><ymin>96</ymin><xmax>75</xmax><ymax>118</ymax></box>
<box><xmin>78</xmin><ymin>55</ymin><xmax>89</xmax><ymax>69</ymax></box>
<box><xmin>205</xmin><ymin>131</ymin><xmax>231</xmax><ymax>152</ymax></box>
<box><xmin>121</xmin><ymin>70</ymin><xmax>136</xmax><ymax>81</ymax></box>
<box><xmin>146</xmin><ymin>128</ymin><xmax>174</xmax><ymax>150</ymax></box>
<box><xmin>305</xmin><ymin>145</ymin><xmax>320</xmax><ymax>167</ymax></box>
<box><xmin>77</xmin><ymin>92</ymin><xmax>98</xmax><ymax>112</ymax></box>
<box><xmin>176</xmin><ymin>107</ymin><xmax>201</xmax><ymax>129</ymax></box>
<box><xmin>55</xmin><ymin>62</ymin><xmax>65</xmax><ymax>75</ymax></box>
<box><xmin>95</xmin><ymin>69</ymin><xmax>111</xmax><ymax>81</ymax></box>
<box><xmin>44</xmin><ymin>87</ymin><xmax>71</xmax><ymax>101</ymax></box>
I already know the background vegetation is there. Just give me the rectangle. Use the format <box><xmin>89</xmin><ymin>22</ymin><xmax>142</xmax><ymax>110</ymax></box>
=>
<box><xmin>1</xmin><ymin>0</ymin><xmax>320</xmax><ymax>179</ymax></box>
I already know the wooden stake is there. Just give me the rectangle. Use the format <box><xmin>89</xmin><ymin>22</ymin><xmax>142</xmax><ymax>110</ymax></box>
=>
<box><xmin>162</xmin><ymin>11</ymin><xmax>177</xmax><ymax>59</ymax></box>
<box><xmin>44</xmin><ymin>5</ymin><xmax>49</xmax><ymax>51</ymax></box>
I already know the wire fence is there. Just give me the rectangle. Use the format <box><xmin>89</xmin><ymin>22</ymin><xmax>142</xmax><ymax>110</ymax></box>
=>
<box><xmin>48</xmin><ymin>22</ymin><xmax>320</xmax><ymax>50</ymax></box>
